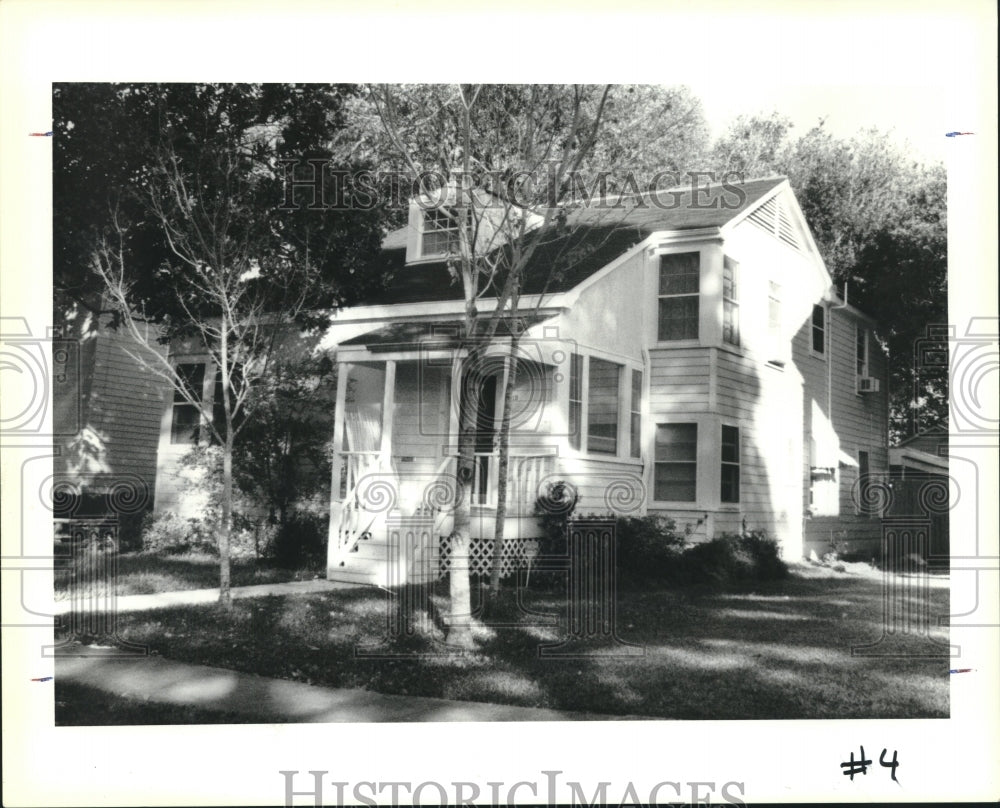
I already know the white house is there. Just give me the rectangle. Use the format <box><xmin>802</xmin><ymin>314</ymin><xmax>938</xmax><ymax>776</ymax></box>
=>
<box><xmin>310</xmin><ymin>176</ymin><xmax>890</xmax><ymax>585</ymax></box>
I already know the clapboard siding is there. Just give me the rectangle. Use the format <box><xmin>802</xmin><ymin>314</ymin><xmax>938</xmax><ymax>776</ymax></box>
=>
<box><xmin>648</xmin><ymin>348</ymin><xmax>710</xmax><ymax>409</ymax></box>
<box><xmin>57</xmin><ymin>325</ymin><xmax>169</xmax><ymax>505</ymax></box>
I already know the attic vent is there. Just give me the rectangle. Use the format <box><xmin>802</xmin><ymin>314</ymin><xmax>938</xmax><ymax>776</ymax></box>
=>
<box><xmin>747</xmin><ymin>194</ymin><xmax>802</xmax><ymax>252</ymax></box>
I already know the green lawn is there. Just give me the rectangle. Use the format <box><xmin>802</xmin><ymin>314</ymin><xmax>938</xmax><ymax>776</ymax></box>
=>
<box><xmin>53</xmin><ymin>549</ymin><xmax>322</xmax><ymax>600</ymax></box>
<box><xmin>55</xmin><ymin>563</ymin><xmax>950</xmax><ymax>721</ymax></box>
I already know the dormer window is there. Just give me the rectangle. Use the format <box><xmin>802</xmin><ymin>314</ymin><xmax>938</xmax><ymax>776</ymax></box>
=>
<box><xmin>421</xmin><ymin>207</ymin><xmax>459</xmax><ymax>257</ymax></box>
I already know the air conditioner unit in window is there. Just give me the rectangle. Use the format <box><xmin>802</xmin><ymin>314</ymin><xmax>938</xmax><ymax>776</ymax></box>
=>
<box><xmin>857</xmin><ymin>377</ymin><xmax>880</xmax><ymax>393</ymax></box>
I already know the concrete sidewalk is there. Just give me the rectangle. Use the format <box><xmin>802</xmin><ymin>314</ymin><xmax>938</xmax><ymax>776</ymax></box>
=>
<box><xmin>53</xmin><ymin>578</ymin><xmax>364</xmax><ymax>615</ymax></box>
<box><xmin>55</xmin><ymin>654</ymin><xmax>627</xmax><ymax>722</ymax></box>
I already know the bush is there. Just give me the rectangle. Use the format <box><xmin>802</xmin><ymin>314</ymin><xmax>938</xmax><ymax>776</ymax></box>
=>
<box><xmin>270</xmin><ymin>511</ymin><xmax>326</xmax><ymax>569</ymax></box>
<box><xmin>615</xmin><ymin>514</ymin><xmax>687</xmax><ymax>583</ymax></box>
<box><xmin>140</xmin><ymin>511</ymin><xmax>213</xmax><ymax>555</ymax></box>
<box><xmin>683</xmin><ymin>531</ymin><xmax>788</xmax><ymax>584</ymax></box>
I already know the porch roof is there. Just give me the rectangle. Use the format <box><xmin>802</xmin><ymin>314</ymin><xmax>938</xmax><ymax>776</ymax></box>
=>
<box><xmin>339</xmin><ymin>314</ymin><xmax>554</xmax><ymax>352</ymax></box>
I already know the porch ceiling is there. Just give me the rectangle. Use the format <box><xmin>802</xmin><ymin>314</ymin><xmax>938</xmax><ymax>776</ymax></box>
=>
<box><xmin>339</xmin><ymin>315</ymin><xmax>555</xmax><ymax>353</ymax></box>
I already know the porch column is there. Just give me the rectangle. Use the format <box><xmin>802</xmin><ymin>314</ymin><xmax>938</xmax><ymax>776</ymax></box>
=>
<box><xmin>330</xmin><ymin>361</ymin><xmax>351</xmax><ymax>503</ymax></box>
<box><xmin>379</xmin><ymin>359</ymin><xmax>396</xmax><ymax>465</ymax></box>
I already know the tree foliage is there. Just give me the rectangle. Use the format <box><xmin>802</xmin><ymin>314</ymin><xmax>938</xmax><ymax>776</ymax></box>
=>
<box><xmin>53</xmin><ymin>83</ymin><xmax>391</xmax><ymax>603</ymax></box>
<box><xmin>710</xmin><ymin>114</ymin><xmax>948</xmax><ymax>439</ymax></box>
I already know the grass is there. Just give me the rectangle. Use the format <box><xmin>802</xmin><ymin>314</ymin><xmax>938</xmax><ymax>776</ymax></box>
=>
<box><xmin>53</xmin><ymin>549</ymin><xmax>323</xmax><ymax>600</ymax></box>
<box><xmin>55</xmin><ymin>562</ymin><xmax>950</xmax><ymax>721</ymax></box>
<box><xmin>55</xmin><ymin>681</ymin><xmax>291</xmax><ymax>725</ymax></box>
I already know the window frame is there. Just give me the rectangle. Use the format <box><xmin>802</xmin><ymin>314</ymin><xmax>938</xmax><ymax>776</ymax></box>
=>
<box><xmin>653</xmin><ymin>422</ymin><xmax>698</xmax><ymax>503</ymax></box>
<box><xmin>810</xmin><ymin>303</ymin><xmax>827</xmax><ymax>358</ymax></box>
<box><xmin>419</xmin><ymin>206</ymin><xmax>460</xmax><ymax>258</ymax></box>
<box><xmin>720</xmin><ymin>424</ymin><xmax>741</xmax><ymax>504</ymax></box>
<box><xmin>586</xmin><ymin>355</ymin><xmax>621</xmax><ymax>456</ymax></box>
<box><xmin>657</xmin><ymin>251</ymin><xmax>701</xmax><ymax>343</ymax></box>
<box><xmin>170</xmin><ymin>362</ymin><xmax>207</xmax><ymax>445</ymax></box>
<box><xmin>856</xmin><ymin>325</ymin><xmax>869</xmax><ymax>382</ymax></box>
<box><xmin>722</xmin><ymin>257</ymin><xmax>740</xmax><ymax>347</ymax></box>
<box><xmin>568</xmin><ymin>352</ymin><xmax>583</xmax><ymax>451</ymax></box>
<box><xmin>629</xmin><ymin>369</ymin><xmax>643</xmax><ymax>459</ymax></box>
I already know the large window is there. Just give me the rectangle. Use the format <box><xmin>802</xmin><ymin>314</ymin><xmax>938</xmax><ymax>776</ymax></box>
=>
<box><xmin>811</xmin><ymin>304</ymin><xmax>826</xmax><ymax>355</ymax></box>
<box><xmin>722</xmin><ymin>257</ymin><xmax>740</xmax><ymax>346</ymax></box>
<box><xmin>587</xmin><ymin>357</ymin><xmax>620</xmax><ymax>454</ymax></box>
<box><xmin>171</xmin><ymin>363</ymin><xmax>205</xmax><ymax>444</ymax></box>
<box><xmin>721</xmin><ymin>425</ymin><xmax>740</xmax><ymax>503</ymax></box>
<box><xmin>421</xmin><ymin>207</ymin><xmax>459</xmax><ymax>256</ymax></box>
<box><xmin>630</xmin><ymin>369</ymin><xmax>642</xmax><ymax>458</ymax></box>
<box><xmin>658</xmin><ymin>252</ymin><xmax>700</xmax><ymax>341</ymax></box>
<box><xmin>654</xmin><ymin>423</ymin><xmax>697</xmax><ymax>501</ymax></box>
<box><xmin>568</xmin><ymin>353</ymin><xmax>582</xmax><ymax>450</ymax></box>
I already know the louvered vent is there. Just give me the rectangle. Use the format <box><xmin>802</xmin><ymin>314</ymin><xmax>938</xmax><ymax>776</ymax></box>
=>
<box><xmin>747</xmin><ymin>193</ymin><xmax>802</xmax><ymax>252</ymax></box>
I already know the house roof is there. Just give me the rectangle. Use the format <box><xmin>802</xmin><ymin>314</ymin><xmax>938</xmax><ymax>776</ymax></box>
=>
<box><xmin>339</xmin><ymin>314</ymin><xmax>554</xmax><ymax>352</ymax></box>
<box><xmin>362</xmin><ymin>177</ymin><xmax>788</xmax><ymax>307</ymax></box>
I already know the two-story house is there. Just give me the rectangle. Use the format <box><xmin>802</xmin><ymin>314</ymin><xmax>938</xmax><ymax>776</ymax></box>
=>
<box><xmin>312</xmin><ymin>176</ymin><xmax>890</xmax><ymax>584</ymax></box>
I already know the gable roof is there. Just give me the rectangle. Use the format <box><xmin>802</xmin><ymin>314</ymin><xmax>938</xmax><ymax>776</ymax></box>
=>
<box><xmin>360</xmin><ymin>177</ymin><xmax>788</xmax><ymax>307</ymax></box>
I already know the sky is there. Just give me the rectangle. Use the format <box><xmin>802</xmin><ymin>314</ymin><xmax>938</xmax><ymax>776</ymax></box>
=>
<box><xmin>689</xmin><ymin>81</ymin><xmax>953</xmax><ymax>163</ymax></box>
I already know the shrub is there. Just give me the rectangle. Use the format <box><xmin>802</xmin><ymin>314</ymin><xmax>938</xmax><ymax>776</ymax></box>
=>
<box><xmin>615</xmin><ymin>514</ymin><xmax>687</xmax><ymax>583</ymax></box>
<box><xmin>140</xmin><ymin>511</ymin><xmax>213</xmax><ymax>555</ymax></box>
<box><xmin>683</xmin><ymin>530</ymin><xmax>788</xmax><ymax>584</ymax></box>
<box><xmin>270</xmin><ymin>511</ymin><xmax>327</xmax><ymax>569</ymax></box>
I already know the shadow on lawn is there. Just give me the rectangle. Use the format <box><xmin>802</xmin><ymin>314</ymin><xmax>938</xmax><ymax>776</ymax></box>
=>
<box><xmin>62</xmin><ymin>568</ymin><xmax>950</xmax><ymax>722</ymax></box>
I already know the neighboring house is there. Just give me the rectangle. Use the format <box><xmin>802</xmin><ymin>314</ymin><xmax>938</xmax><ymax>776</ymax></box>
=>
<box><xmin>53</xmin><ymin>299</ymin><xmax>168</xmax><ymax>544</ymax></box>
<box><xmin>315</xmin><ymin>177</ymin><xmax>891</xmax><ymax>585</ymax></box>
<box><xmin>887</xmin><ymin>427</ymin><xmax>950</xmax><ymax>560</ymax></box>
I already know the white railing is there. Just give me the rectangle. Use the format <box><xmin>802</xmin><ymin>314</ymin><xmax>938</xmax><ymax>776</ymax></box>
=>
<box><xmin>330</xmin><ymin>451</ymin><xmax>390</xmax><ymax>562</ymax></box>
<box><xmin>467</xmin><ymin>451</ymin><xmax>555</xmax><ymax>514</ymax></box>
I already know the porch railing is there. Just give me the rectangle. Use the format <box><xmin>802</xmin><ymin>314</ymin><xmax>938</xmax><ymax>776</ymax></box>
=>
<box><xmin>331</xmin><ymin>450</ymin><xmax>390</xmax><ymax>562</ymax></box>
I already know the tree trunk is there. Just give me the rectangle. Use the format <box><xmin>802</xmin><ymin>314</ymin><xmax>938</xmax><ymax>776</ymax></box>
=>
<box><xmin>220</xmin><ymin>436</ymin><xmax>233</xmax><ymax>607</ymax></box>
<box><xmin>488</xmin><ymin>337</ymin><xmax>519</xmax><ymax>596</ymax></box>
<box><xmin>446</xmin><ymin>349</ymin><xmax>477</xmax><ymax>649</ymax></box>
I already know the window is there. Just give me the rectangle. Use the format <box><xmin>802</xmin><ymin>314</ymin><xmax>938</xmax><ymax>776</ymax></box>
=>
<box><xmin>658</xmin><ymin>252</ymin><xmax>700</xmax><ymax>341</ymax></box>
<box><xmin>211</xmin><ymin>365</ymin><xmax>244</xmax><ymax>444</ymax></box>
<box><xmin>722</xmin><ymin>257</ymin><xmax>740</xmax><ymax>346</ymax></box>
<box><xmin>654</xmin><ymin>423</ymin><xmax>697</xmax><ymax>501</ymax></box>
<box><xmin>856</xmin><ymin>326</ymin><xmax>869</xmax><ymax>378</ymax></box>
<box><xmin>721</xmin><ymin>425</ymin><xmax>740</xmax><ymax>503</ymax></box>
<box><xmin>768</xmin><ymin>281</ymin><xmax>782</xmax><ymax>344</ymax></box>
<box><xmin>587</xmin><ymin>357</ymin><xmax>620</xmax><ymax>454</ymax></box>
<box><xmin>811</xmin><ymin>304</ymin><xmax>826</xmax><ymax>355</ymax></box>
<box><xmin>170</xmin><ymin>363</ymin><xmax>205</xmax><ymax>444</ymax></box>
<box><xmin>630</xmin><ymin>370</ymin><xmax>642</xmax><ymax>458</ymax></box>
<box><xmin>421</xmin><ymin>207</ymin><xmax>459</xmax><ymax>256</ymax></box>
<box><xmin>568</xmin><ymin>353</ymin><xmax>582</xmax><ymax>450</ymax></box>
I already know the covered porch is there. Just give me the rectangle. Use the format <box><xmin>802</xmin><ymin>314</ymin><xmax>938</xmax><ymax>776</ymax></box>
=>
<box><xmin>326</xmin><ymin>322</ymin><xmax>560</xmax><ymax>584</ymax></box>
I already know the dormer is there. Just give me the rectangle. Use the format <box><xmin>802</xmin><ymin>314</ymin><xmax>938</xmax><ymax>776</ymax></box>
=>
<box><xmin>403</xmin><ymin>182</ymin><xmax>546</xmax><ymax>265</ymax></box>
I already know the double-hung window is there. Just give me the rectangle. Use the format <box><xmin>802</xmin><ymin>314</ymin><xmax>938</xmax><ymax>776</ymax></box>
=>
<box><xmin>587</xmin><ymin>357</ymin><xmax>620</xmax><ymax>455</ymax></box>
<box><xmin>856</xmin><ymin>326</ymin><xmax>869</xmax><ymax>378</ymax></box>
<box><xmin>654</xmin><ymin>423</ymin><xmax>697</xmax><ymax>501</ymax></box>
<box><xmin>811</xmin><ymin>304</ymin><xmax>826</xmax><ymax>356</ymax></box>
<box><xmin>629</xmin><ymin>370</ymin><xmax>642</xmax><ymax>458</ymax></box>
<box><xmin>722</xmin><ymin>257</ymin><xmax>740</xmax><ymax>346</ymax></box>
<box><xmin>658</xmin><ymin>252</ymin><xmax>700</xmax><ymax>341</ymax></box>
<box><xmin>721</xmin><ymin>425</ymin><xmax>740</xmax><ymax>503</ymax></box>
<box><xmin>568</xmin><ymin>353</ymin><xmax>582</xmax><ymax>450</ymax></box>
<box><xmin>171</xmin><ymin>363</ymin><xmax>206</xmax><ymax>444</ymax></box>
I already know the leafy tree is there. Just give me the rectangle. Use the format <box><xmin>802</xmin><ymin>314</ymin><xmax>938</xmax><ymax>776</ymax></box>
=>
<box><xmin>709</xmin><ymin>115</ymin><xmax>948</xmax><ymax>438</ymax></box>
<box><xmin>53</xmin><ymin>83</ymin><xmax>389</xmax><ymax>604</ymax></box>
